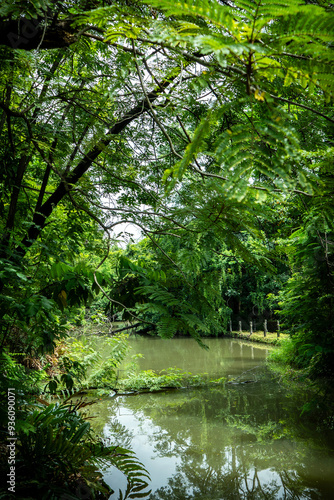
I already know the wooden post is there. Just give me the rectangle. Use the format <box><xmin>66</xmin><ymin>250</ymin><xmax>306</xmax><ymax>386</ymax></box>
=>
<box><xmin>264</xmin><ymin>319</ymin><xmax>267</xmax><ymax>337</ymax></box>
<box><xmin>239</xmin><ymin>321</ymin><xmax>242</xmax><ymax>333</ymax></box>
<box><xmin>229</xmin><ymin>320</ymin><xmax>232</xmax><ymax>333</ymax></box>
<box><xmin>277</xmin><ymin>320</ymin><xmax>280</xmax><ymax>338</ymax></box>
<box><xmin>250</xmin><ymin>321</ymin><xmax>253</xmax><ymax>335</ymax></box>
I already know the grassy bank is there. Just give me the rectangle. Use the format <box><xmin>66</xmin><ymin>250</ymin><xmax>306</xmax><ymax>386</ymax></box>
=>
<box><xmin>225</xmin><ymin>331</ymin><xmax>289</xmax><ymax>346</ymax></box>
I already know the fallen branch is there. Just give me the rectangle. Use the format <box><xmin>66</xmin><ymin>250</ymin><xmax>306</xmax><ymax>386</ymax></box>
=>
<box><xmin>110</xmin><ymin>322</ymin><xmax>142</xmax><ymax>334</ymax></box>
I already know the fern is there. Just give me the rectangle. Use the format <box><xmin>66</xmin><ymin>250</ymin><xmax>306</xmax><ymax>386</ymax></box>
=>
<box><xmin>11</xmin><ymin>401</ymin><xmax>151</xmax><ymax>499</ymax></box>
<box><xmin>144</xmin><ymin>0</ymin><xmax>234</xmax><ymax>28</ymax></box>
<box><xmin>156</xmin><ymin>316</ymin><xmax>179</xmax><ymax>338</ymax></box>
<box><xmin>109</xmin><ymin>447</ymin><xmax>151</xmax><ymax>500</ymax></box>
<box><xmin>145</xmin><ymin>0</ymin><xmax>334</xmax><ymax>99</ymax></box>
<box><xmin>165</xmin><ymin>100</ymin><xmax>303</xmax><ymax>197</ymax></box>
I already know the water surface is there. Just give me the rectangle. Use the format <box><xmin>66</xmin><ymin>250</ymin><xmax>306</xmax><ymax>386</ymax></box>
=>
<box><xmin>120</xmin><ymin>337</ymin><xmax>269</xmax><ymax>378</ymax></box>
<box><xmin>85</xmin><ymin>337</ymin><xmax>334</xmax><ymax>499</ymax></box>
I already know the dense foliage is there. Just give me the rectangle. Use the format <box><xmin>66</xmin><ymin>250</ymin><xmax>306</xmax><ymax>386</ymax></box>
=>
<box><xmin>0</xmin><ymin>0</ymin><xmax>334</xmax><ymax>497</ymax></box>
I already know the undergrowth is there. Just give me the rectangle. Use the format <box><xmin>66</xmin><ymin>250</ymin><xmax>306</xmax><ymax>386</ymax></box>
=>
<box><xmin>0</xmin><ymin>338</ymin><xmax>152</xmax><ymax>500</ymax></box>
<box><xmin>119</xmin><ymin>368</ymin><xmax>224</xmax><ymax>392</ymax></box>
<box><xmin>267</xmin><ymin>338</ymin><xmax>334</xmax><ymax>425</ymax></box>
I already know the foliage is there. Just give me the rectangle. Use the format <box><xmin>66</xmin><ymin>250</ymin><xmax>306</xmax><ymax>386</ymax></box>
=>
<box><xmin>120</xmin><ymin>367</ymin><xmax>215</xmax><ymax>393</ymax></box>
<box><xmin>45</xmin><ymin>354</ymin><xmax>88</xmax><ymax>395</ymax></box>
<box><xmin>271</xmin><ymin>162</ymin><xmax>334</xmax><ymax>376</ymax></box>
<box><xmin>0</xmin><ymin>350</ymin><xmax>45</xmax><ymax>393</ymax></box>
<box><xmin>0</xmin><ymin>350</ymin><xmax>46</xmax><ymax>440</ymax></box>
<box><xmin>0</xmin><ymin>341</ymin><xmax>151</xmax><ymax>499</ymax></box>
<box><xmin>103</xmin><ymin>231</ymin><xmax>287</xmax><ymax>341</ymax></box>
<box><xmin>45</xmin><ymin>333</ymin><xmax>131</xmax><ymax>392</ymax></box>
<box><xmin>0</xmin><ymin>4</ymin><xmax>334</xmax><ymax>496</ymax></box>
<box><xmin>268</xmin><ymin>337</ymin><xmax>297</xmax><ymax>366</ymax></box>
<box><xmin>0</xmin><ymin>3</ymin><xmax>334</xmax><ymax>499</ymax></box>
<box><xmin>0</xmin><ymin>399</ymin><xmax>151</xmax><ymax>500</ymax></box>
<box><xmin>86</xmin><ymin>334</ymin><xmax>130</xmax><ymax>388</ymax></box>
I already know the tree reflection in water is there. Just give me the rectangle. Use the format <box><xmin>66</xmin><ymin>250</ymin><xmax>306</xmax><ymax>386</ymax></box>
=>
<box><xmin>95</xmin><ymin>367</ymin><xmax>334</xmax><ymax>499</ymax></box>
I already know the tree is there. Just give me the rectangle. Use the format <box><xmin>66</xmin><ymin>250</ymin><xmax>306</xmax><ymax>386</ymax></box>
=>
<box><xmin>275</xmin><ymin>151</ymin><xmax>334</xmax><ymax>376</ymax></box>
<box><xmin>0</xmin><ymin>0</ymin><xmax>333</xmax><ymax>357</ymax></box>
<box><xmin>1</xmin><ymin>1</ymin><xmax>334</xmax><ymax>497</ymax></box>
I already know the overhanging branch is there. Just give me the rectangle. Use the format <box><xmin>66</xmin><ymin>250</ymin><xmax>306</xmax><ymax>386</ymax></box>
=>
<box><xmin>17</xmin><ymin>71</ymin><xmax>180</xmax><ymax>255</ymax></box>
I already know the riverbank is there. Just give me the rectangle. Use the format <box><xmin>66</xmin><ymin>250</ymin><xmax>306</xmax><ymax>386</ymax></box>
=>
<box><xmin>225</xmin><ymin>330</ymin><xmax>289</xmax><ymax>345</ymax></box>
<box><xmin>86</xmin><ymin>336</ymin><xmax>334</xmax><ymax>499</ymax></box>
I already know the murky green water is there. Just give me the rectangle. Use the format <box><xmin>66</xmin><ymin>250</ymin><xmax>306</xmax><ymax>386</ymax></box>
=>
<box><xmin>85</xmin><ymin>337</ymin><xmax>334</xmax><ymax>499</ymax></box>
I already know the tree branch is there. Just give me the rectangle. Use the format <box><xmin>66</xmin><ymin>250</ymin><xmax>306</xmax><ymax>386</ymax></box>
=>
<box><xmin>270</xmin><ymin>94</ymin><xmax>334</xmax><ymax>124</ymax></box>
<box><xmin>16</xmin><ymin>70</ymin><xmax>180</xmax><ymax>256</ymax></box>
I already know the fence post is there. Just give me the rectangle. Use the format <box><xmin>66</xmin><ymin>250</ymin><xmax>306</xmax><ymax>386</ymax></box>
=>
<box><xmin>250</xmin><ymin>321</ymin><xmax>253</xmax><ymax>335</ymax></box>
<box><xmin>264</xmin><ymin>319</ymin><xmax>267</xmax><ymax>337</ymax></box>
<box><xmin>239</xmin><ymin>321</ymin><xmax>242</xmax><ymax>333</ymax></box>
<box><xmin>277</xmin><ymin>320</ymin><xmax>280</xmax><ymax>338</ymax></box>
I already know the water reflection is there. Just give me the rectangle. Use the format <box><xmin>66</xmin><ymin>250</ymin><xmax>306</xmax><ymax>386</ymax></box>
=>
<box><xmin>85</xmin><ymin>338</ymin><xmax>334</xmax><ymax>499</ymax></box>
<box><xmin>119</xmin><ymin>337</ymin><xmax>269</xmax><ymax>378</ymax></box>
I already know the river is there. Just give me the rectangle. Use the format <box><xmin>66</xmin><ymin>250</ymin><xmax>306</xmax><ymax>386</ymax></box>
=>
<box><xmin>83</xmin><ymin>336</ymin><xmax>334</xmax><ymax>499</ymax></box>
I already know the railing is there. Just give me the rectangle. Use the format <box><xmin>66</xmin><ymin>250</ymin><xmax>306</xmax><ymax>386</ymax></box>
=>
<box><xmin>229</xmin><ymin>320</ymin><xmax>280</xmax><ymax>338</ymax></box>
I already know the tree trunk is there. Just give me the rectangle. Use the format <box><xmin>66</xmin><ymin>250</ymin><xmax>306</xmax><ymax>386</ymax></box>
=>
<box><xmin>0</xmin><ymin>72</ymin><xmax>178</xmax><ymax>292</ymax></box>
<box><xmin>0</xmin><ymin>18</ymin><xmax>76</xmax><ymax>50</ymax></box>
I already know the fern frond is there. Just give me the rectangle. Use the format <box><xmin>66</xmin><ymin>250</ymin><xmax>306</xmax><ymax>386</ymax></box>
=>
<box><xmin>143</xmin><ymin>0</ymin><xmax>234</xmax><ymax>28</ymax></box>
<box><xmin>273</xmin><ymin>9</ymin><xmax>334</xmax><ymax>42</ymax></box>
<box><xmin>137</xmin><ymin>285</ymin><xmax>181</xmax><ymax>306</ymax></box>
<box><xmin>156</xmin><ymin>316</ymin><xmax>179</xmax><ymax>338</ymax></box>
<box><xmin>110</xmin><ymin>447</ymin><xmax>151</xmax><ymax>500</ymax></box>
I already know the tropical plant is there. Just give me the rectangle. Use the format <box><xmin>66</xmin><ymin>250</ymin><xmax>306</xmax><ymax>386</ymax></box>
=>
<box><xmin>120</xmin><ymin>367</ymin><xmax>217</xmax><ymax>392</ymax></box>
<box><xmin>0</xmin><ymin>399</ymin><xmax>151</xmax><ymax>500</ymax></box>
<box><xmin>0</xmin><ymin>6</ymin><xmax>334</xmax><ymax>492</ymax></box>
